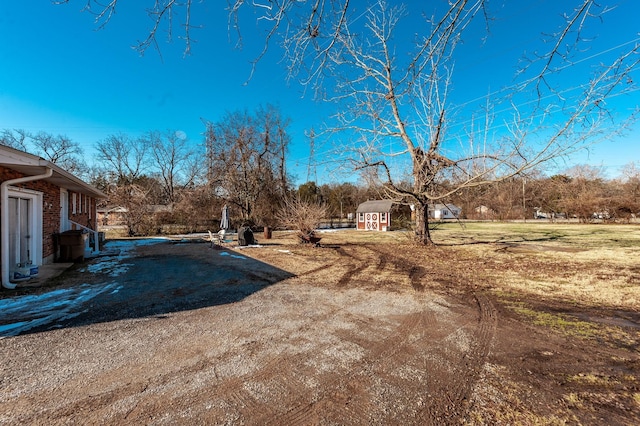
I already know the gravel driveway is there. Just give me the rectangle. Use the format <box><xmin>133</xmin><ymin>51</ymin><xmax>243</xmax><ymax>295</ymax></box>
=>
<box><xmin>0</xmin><ymin>236</ymin><xmax>495</xmax><ymax>424</ymax></box>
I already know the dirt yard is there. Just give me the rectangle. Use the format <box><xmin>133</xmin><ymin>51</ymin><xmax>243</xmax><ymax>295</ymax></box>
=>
<box><xmin>0</xmin><ymin>226</ymin><xmax>638</xmax><ymax>425</ymax></box>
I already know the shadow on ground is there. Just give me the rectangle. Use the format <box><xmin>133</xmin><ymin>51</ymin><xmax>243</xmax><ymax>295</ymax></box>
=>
<box><xmin>0</xmin><ymin>239</ymin><xmax>294</xmax><ymax>337</ymax></box>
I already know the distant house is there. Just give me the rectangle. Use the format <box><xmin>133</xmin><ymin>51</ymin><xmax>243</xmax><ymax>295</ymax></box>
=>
<box><xmin>356</xmin><ymin>200</ymin><xmax>393</xmax><ymax>231</ymax></box>
<box><xmin>429</xmin><ymin>204</ymin><xmax>462</xmax><ymax>219</ymax></box>
<box><xmin>98</xmin><ymin>204</ymin><xmax>175</xmax><ymax>227</ymax></box>
<box><xmin>474</xmin><ymin>205</ymin><xmax>495</xmax><ymax>220</ymax></box>
<box><xmin>1</xmin><ymin>145</ymin><xmax>106</xmax><ymax>289</ymax></box>
<box><xmin>97</xmin><ymin>205</ymin><xmax>128</xmax><ymax>226</ymax></box>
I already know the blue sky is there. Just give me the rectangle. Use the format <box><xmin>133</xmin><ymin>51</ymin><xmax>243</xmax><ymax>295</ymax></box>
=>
<box><xmin>0</xmin><ymin>1</ymin><xmax>638</xmax><ymax>184</ymax></box>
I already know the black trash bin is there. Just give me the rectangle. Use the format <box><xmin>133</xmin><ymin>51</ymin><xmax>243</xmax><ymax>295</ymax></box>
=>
<box><xmin>58</xmin><ymin>230</ymin><xmax>86</xmax><ymax>262</ymax></box>
<box><xmin>237</xmin><ymin>226</ymin><xmax>255</xmax><ymax>246</ymax></box>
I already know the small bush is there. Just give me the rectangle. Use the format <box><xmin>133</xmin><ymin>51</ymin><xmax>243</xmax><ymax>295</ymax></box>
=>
<box><xmin>277</xmin><ymin>197</ymin><xmax>328</xmax><ymax>239</ymax></box>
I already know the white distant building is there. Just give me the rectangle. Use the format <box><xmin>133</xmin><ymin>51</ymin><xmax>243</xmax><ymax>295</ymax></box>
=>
<box><xmin>430</xmin><ymin>204</ymin><xmax>462</xmax><ymax>219</ymax></box>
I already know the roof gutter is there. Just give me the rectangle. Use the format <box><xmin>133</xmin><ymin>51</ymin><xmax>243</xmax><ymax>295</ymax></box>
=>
<box><xmin>1</xmin><ymin>167</ymin><xmax>53</xmax><ymax>289</ymax></box>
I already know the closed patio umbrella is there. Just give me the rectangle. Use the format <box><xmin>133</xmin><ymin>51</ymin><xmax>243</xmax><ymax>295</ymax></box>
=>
<box><xmin>220</xmin><ymin>205</ymin><xmax>230</xmax><ymax>230</ymax></box>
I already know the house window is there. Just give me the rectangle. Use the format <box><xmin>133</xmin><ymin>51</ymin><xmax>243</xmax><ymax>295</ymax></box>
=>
<box><xmin>72</xmin><ymin>193</ymin><xmax>77</xmax><ymax>214</ymax></box>
<box><xmin>88</xmin><ymin>197</ymin><xmax>92</xmax><ymax>219</ymax></box>
<box><xmin>359</xmin><ymin>212</ymin><xmax>364</xmax><ymax>222</ymax></box>
<box><xmin>78</xmin><ymin>193</ymin><xmax>82</xmax><ymax>214</ymax></box>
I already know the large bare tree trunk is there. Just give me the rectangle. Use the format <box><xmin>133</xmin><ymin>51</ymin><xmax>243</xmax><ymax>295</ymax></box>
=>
<box><xmin>414</xmin><ymin>203</ymin><xmax>432</xmax><ymax>245</ymax></box>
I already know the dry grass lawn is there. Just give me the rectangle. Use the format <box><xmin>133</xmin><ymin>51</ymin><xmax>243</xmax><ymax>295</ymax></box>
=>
<box><xmin>252</xmin><ymin>222</ymin><xmax>640</xmax><ymax>424</ymax></box>
<box><xmin>431</xmin><ymin>221</ymin><xmax>640</xmax><ymax>310</ymax></box>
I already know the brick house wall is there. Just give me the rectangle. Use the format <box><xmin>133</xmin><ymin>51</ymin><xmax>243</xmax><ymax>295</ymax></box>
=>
<box><xmin>67</xmin><ymin>189</ymin><xmax>97</xmax><ymax>231</ymax></box>
<box><xmin>1</xmin><ymin>166</ymin><xmax>98</xmax><ymax>264</ymax></box>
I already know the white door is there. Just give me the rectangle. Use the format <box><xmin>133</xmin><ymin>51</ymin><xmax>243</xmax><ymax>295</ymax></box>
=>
<box><xmin>7</xmin><ymin>188</ymin><xmax>42</xmax><ymax>267</ymax></box>
<box><xmin>8</xmin><ymin>197</ymin><xmax>31</xmax><ymax>267</ymax></box>
<box><xmin>60</xmin><ymin>189</ymin><xmax>69</xmax><ymax>232</ymax></box>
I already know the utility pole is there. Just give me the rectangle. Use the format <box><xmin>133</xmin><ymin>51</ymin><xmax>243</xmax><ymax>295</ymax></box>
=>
<box><xmin>522</xmin><ymin>178</ymin><xmax>526</xmax><ymax>222</ymax></box>
<box><xmin>306</xmin><ymin>128</ymin><xmax>317</xmax><ymax>183</ymax></box>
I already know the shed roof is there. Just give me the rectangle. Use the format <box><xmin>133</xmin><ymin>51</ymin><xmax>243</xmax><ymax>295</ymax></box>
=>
<box><xmin>431</xmin><ymin>203</ymin><xmax>461</xmax><ymax>211</ymax></box>
<box><xmin>356</xmin><ymin>200</ymin><xmax>394</xmax><ymax>213</ymax></box>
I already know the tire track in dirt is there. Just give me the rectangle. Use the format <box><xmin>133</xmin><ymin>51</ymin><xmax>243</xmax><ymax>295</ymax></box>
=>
<box><xmin>160</xmin><ymin>305</ymin><xmax>432</xmax><ymax>425</ymax></box>
<box><xmin>332</xmin><ymin>246</ymin><xmax>369</xmax><ymax>287</ymax></box>
<box><xmin>418</xmin><ymin>293</ymin><xmax>498</xmax><ymax>423</ymax></box>
<box><xmin>268</xmin><ymin>244</ymin><xmax>398</xmax><ymax>290</ymax></box>
<box><xmin>352</xmin><ymin>244</ymin><xmax>498</xmax><ymax>423</ymax></box>
<box><xmin>293</xmin><ymin>245</ymin><xmax>368</xmax><ymax>288</ymax></box>
<box><xmin>147</xmin><ymin>303</ymin><xmax>356</xmax><ymax>423</ymax></box>
<box><xmin>365</xmin><ymin>244</ymin><xmax>427</xmax><ymax>291</ymax></box>
<box><xmin>120</xmin><ymin>297</ymin><xmax>489</xmax><ymax>424</ymax></box>
<box><xmin>331</xmin><ymin>244</ymin><xmax>415</xmax><ymax>289</ymax></box>
<box><xmin>259</xmin><ymin>309</ymin><xmax>435</xmax><ymax>425</ymax></box>
<box><xmin>235</xmin><ymin>242</ymin><xmax>498</xmax><ymax>424</ymax></box>
<box><xmin>43</xmin><ymin>354</ymin><xmax>220</xmax><ymax>423</ymax></box>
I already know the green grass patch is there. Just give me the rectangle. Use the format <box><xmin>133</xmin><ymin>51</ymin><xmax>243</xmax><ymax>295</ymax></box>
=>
<box><xmin>505</xmin><ymin>301</ymin><xmax>599</xmax><ymax>339</ymax></box>
<box><xmin>500</xmin><ymin>299</ymin><xmax>639</xmax><ymax>349</ymax></box>
<box><xmin>566</xmin><ymin>373</ymin><xmax>619</xmax><ymax>387</ymax></box>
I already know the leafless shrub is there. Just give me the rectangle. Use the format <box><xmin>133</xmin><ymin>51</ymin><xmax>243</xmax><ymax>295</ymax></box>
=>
<box><xmin>277</xmin><ymin>196</ymin><xmax>327</xmax><ymax>239</ymax></box>
<box><xmin>108</xmin><ymin>184</ymin><xmax>157</xmax><ymax>236</ymax></box>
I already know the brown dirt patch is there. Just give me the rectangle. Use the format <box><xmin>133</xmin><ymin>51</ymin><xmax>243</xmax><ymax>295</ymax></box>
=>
<box><xmin>0</xmin><ymin>230</ymin><xmax>638</xmax><ymax>425</ymax></box>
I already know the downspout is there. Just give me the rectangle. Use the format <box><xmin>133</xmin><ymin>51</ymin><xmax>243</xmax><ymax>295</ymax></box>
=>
<box><xmin>1</xmin><ymin>167</ymin><xmax>53</xmax><ymax>289</ymax></box>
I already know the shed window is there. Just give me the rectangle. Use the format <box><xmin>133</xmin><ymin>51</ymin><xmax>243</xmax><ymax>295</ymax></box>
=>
<box><xmin>381</xmin><ymin>212</ymin><xmax>387</xmax><ymax>223</ymax></box>
<box><xmin>359</xmin><ymin>212</ymin><xmax>364</xmax><ymax>222</ymax></box>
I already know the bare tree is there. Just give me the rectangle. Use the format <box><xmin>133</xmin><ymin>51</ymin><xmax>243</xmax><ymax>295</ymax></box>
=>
<box><xmin>276</xmin><ymin>196</ymin><xmax>327</xmax><ymax>242</ymax></box>
<box><xmin>231</xmin><ymin>0</ymin><xmax>636</xmax><ymax>243</ymax></box>
<box><xmin>145</xmin><ymin>130</ymin><xmax>199</xmax><ymax>205</ymax></box>
<box><xmin>0</xmin><ymin>129</ymin><xmax>29</xmax><ymax>151</ymax></box>
<box><xmin>1</xmin><ymin>129</ymin><xmax>87</xmax><ymax>176</ymax></box>
<box><xmin>318</xmin><ymin>1</ymin><xmax>638</xmax><ymax>243</ymax></box>
<box><xmin>30</xmin><ymin>132</ymin><xmax>87</xmax><ymax>176</ymax></box>
<box><xmin>56</xmin><ymin>0</ymin><xmax>639</xmax><ymax>243</ymax></box>
<box><xmin>108</xmin><ymin>183</ymin><xmax>156</xmax><ymax>236</ymax></box>
<box><xmin>558</xmin><ymin>165</ymin><xmax>610</xmax><ymax>221</ymax></box>
<box><xmin>204</xmin><ymin>105</ymin><xmax>291</xmax><ymax>225</ymax></box>
<box><xmin>617</xmin><ymin>162</ymin><xmax>640</xmax><ymax>219</ymax></box>
<box><xmin>53</xmin><ymin>0</ymin><xmax>199</xmax><ymax>57</ymax></box>
<box><xmin>620</xmin><ymin>161</ymin><xmax>640</xmax><ymax>182</ymax></box>
<box><xmin>95</xmin><ymin>133</ymin><xmax>149</xmax><ymax>185</ymax></box>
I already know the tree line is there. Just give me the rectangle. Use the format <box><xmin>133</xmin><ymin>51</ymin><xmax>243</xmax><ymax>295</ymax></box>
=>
<box><xmin>0</xmin><ymin>104</ymin><xmax>381</xmax><ymax>236</ymax></box>
<box><xmin>1</xmin><ymin>105</ymin><xmax>298</xmax><ymax>235</ymax></box>
<box><xmin>3</xmin><ymin>120</ymin><xmax>639</xmax><ymax>237</ymax></box>
<box><xmin>456</xmin><ymin>164</ymin><xmax>640</xmax><ymax>222</ymax></box>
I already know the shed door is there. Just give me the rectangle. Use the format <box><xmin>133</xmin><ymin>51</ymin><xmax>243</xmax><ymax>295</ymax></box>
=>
<box><xmin>365</xmin><ymin>212</ymin><xmax>379</xmax><ymax>231</ymax></box>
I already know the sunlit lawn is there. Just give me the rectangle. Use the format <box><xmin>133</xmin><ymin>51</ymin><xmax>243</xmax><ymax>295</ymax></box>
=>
<box><xmin>428</xmin><ymin>221</ymin><xmax>640</xmax><ymax>310</ymax></box>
